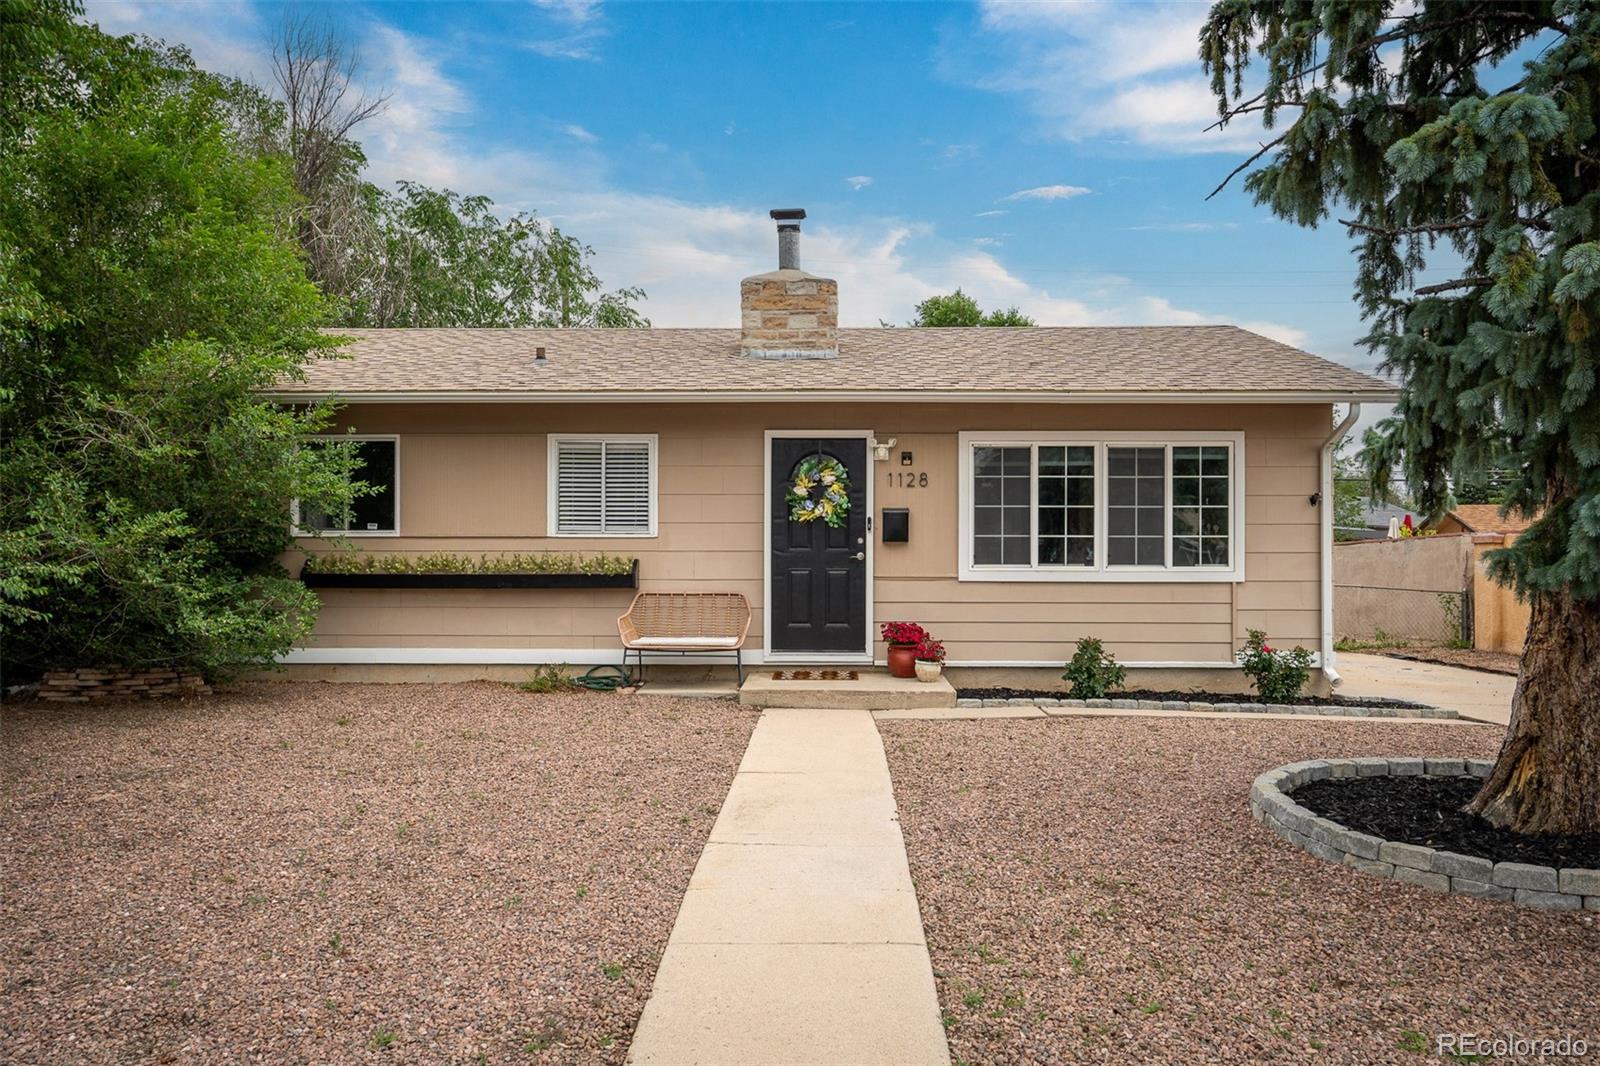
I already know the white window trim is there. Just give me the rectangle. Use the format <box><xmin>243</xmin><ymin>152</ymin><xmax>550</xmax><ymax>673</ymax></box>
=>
<box><xmin>545</xmin><ymin>433</ymin><xmax>659</xmax><ymax>538</ymax></box>
<box><xmin>958</xmin><ymin>429</ymin><xmax>1246</xmax><ymax>583</ymax></box>
<box><xmin>292</xmin><ymin>434</ymin><xmax>401</xmax><ymax>538</ymax></box>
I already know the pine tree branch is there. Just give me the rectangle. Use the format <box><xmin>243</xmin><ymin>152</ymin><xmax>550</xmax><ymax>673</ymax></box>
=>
<box><xmin>1206</xmin><ymin>5</ymin><xmax>1563</xmax><ymax>133</ymax></box>
<box><xmin>1342</xmin><ymin>218</ymin><xmax>1481</xmax><ymax>237</ymax></box>
<box><xmin>1205</xmin><ymin>11</ymin><xmax>1490</xmax><ymax>131</ymax></box>
<box><xmin>1205</xmin><ymin>134</ymin><xmax>1286</xmax><ymax>200</ymax></box>
<box><xmin>1341</xmin><ymin>215</ymin><xmax>1552</xmax><ymax>237</ymax></box>
<box><xmin>1413</xmin><ymin>276</ymin><xmax>1491</xmax><ymax>296</ymax></box>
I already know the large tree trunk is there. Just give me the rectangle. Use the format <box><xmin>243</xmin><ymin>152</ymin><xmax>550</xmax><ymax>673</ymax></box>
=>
<box><xmin>1468</xmin><ymin>584</ymin><xmax>1600</xmax><ymax>834</ymax></box>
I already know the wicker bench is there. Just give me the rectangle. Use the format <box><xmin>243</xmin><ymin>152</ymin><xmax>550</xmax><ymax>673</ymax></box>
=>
<box><xmin>617</xmin><ymin>592</ymin><xmax>753</xmax><ymax>683</ymax></box>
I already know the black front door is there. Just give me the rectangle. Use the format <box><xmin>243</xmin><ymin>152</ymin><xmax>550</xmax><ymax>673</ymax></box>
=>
<box><xmin>770</xmin><ymin>436</ymin><xmax>868</xmax><ymax>653</ymax></box>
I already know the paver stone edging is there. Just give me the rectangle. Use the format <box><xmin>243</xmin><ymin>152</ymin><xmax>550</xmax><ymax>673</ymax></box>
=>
<box><xmin>1250</xmin><ymin>757</ymin><xmax>1600</xmax><ymax>912</ymax></box>
<box><xmin>954</xmin><ymin>696</ymin><xmax>1458</xmax><ymax>719</ymax></box>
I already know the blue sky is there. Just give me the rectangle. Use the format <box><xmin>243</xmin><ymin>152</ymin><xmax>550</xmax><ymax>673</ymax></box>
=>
<box><xmin>87</xmin><ymin>0</ymin><xmax>1422</xmax><ymax>423</ymax></box>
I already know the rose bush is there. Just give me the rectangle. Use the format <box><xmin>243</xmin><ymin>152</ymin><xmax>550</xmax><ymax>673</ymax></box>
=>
<box><xmin>1237</xmin><ymin>629</ymin><xmax>1314</xmax><ymax>702</ymax></box>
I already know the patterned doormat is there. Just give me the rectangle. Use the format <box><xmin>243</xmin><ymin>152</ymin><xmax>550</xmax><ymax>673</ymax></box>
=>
<box><xmin>769</xmin><ymin>670</ymin><xmax>860</xmax><ymax>681</ymax></box>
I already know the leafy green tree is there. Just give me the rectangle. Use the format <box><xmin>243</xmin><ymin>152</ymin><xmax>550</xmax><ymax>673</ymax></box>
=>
<box><xmin>977</xmin><ymin>306</ymin><xmax>1036</xmax><ymax>326</ymax></box>
<box><xmin>1202</xmin><ymin>1</ymin><xmax>1600</xmax><ymax>832</ymax></box>
<box><xmin>911</xmin><ymin>288</ymin><xmax>1035</xmax><ymax>327</ymax></box>
<box><xmin>1452</xmin><ymin>474</ymin><xmax>1509</xmax><ymax>507</ymax></box>
<box><xmin>1332</xmin><ymin>434</ymin><xmax>1369</xmax><ymax>540</ymax></box>
<box><xmin>254</xmin><ymin>18</ymin><xmax>645</xmax><ymax>330</ymax></box>
<box><xmin>341</xmin><ymin>182</ymin><xmax>646</xmax><ymax>328</ymax></box>
<box><xmin>0</xmin><ymin>1</ymin><xmax>359</xmax><ymax>679</ymax></box>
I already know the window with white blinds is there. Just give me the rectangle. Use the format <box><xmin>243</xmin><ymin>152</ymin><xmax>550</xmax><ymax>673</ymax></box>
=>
<box><xmin>549</xmin><ymin>435</ymin><xmax>657</xmax><ymax>536</ymax></box>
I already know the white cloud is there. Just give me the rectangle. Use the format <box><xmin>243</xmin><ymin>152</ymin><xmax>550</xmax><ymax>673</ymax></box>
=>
<box><xmin>975</xmin><ymin>209</ymin><xmax>1007</xmax><ymax>218</ymax></box>
<box><xmin>563</xmin><ymin>123</ymin><xmax>599</xmax><ymax>143</ymax></box>
<box><xmin>942</xmin><ymin>143</ymin><xmax>978</xmax><ymax>160</ymax></box>
<box><xmin>532</xmin><ymin>0</ymin><xmax>601</xmax><ymax>24</ymax></box>
<box><xmin>960</xmin><ymin>0</ymin><xmax>1267</xmax><ymax>154</ymax></box>
<box><xmin>845</xmin><ymin>175</ymin><xmax>874</xmax><ymax>191</ymax></box>
<box><xmin>524</xmin><ymin>35</ymin><xmax>603</xmax><ymax>60</ymax></box>
<box><xmin>524</xmin><ymin>0</ymin><xmax>607</xmax><ymax>59</ymax></box>
<box><xmin>360</xmin><ymin>25</ymin><xmax>477</xmax><ymax>189</ymax></box>
<box><xmin>560</xmin><ymin>202</ymin><xmax>1307</xmax><ymax>344</ymax></box>
<box><xmin>84</xmin><ymin>0</ymin><xmax>270</xmax><ymax>83</ymax></box>
<box><xmin>1124</xmin><ymin>294</ymin><xmax>1308</xmax><ymax>349</ymax></box>
<box><xmin>1001</xmin><ymin>184</ymin><xmax>1091</xmax><ymax>202</ymax></box>
<box><xmin>973</xmin><ymin>237</ymin><xmax>1002</xmax><ymax>246</ymax></box>
<box><xmin>84</xmin><ymin>3</ymin><xmax>1312</xmax><ymax>352</ymax></box>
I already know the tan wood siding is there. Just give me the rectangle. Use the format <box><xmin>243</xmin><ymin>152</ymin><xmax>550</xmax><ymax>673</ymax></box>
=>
<box><xmin>289</xmin><ymin>401</ymin><xmax>1329</xmax><ymax>663</ymax></box>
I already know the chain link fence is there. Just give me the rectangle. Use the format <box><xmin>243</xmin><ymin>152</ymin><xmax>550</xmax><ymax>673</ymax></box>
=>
<box><xmin>1334</xmin><ymin>585</ymin><xmax>1468</xmax><ymax>647</ymax></box>
<box><xmin>1334</xmin><ymin>535</ymin><xmax>1474</xmax><ymax>649</ymax></box>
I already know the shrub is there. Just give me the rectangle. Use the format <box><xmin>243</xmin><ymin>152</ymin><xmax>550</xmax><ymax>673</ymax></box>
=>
<box><xmin>516</xmin><ymin>664</ymin><xmax>575</xmax><ymax>694</ymax></box>
<box><xmin>880</xmin><ymin>621</ymin><xmax>928</xmax><ymax>646</ymax></box>
<box><xmin>1062</xmin><ymin>637</ymin><xmax>1126</xmax><ymax>699</ymax></box>
<box><xmin>1237</xmin><ymin>629</ymin><xmax>1315</xmax><ymax>702</ymax></box>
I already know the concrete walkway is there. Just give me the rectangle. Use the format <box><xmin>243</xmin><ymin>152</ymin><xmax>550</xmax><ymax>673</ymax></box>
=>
<box><xmin>628</xmin><ymin>708</ymin><xmax>950</xmax><ymax>1066</ymax></box>
<box><xmin>1337</xmin><ymin>652</ymin><xmax>1516</xmax><ymax>726</ymax></box>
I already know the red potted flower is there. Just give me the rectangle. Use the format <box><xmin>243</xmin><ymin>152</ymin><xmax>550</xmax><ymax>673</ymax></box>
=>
<box><xmin>880</xmin><ymin>621</ymin><xmax>927</xmax><ymax>679</ymax></box>
<box><xmin>913</xmin><ymin>636</ymin><xmax>946</xmax><ymax>683</ymax></box>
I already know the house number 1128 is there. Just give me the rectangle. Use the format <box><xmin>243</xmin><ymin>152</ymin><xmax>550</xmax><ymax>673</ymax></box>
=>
<box><xmin>888</xmin><ymin>471</ymin><xmax>928</xmax><ymax>488</ymax></box>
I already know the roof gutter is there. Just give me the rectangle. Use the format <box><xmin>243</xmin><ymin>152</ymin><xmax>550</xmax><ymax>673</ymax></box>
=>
<box><xmin>260</xmin><ymin>388</ymin><xmax>1401</xmax><ymax>405</ymax></box>
<box><xmin>1319</xmin><ymin>403</ymin><xmax>1362</xmax><ymax>687</ymax></box>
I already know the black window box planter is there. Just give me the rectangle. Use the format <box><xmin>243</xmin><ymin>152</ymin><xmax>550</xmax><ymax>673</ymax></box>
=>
<box><xmin>300</xmin><ymin>558</ymin><xmax>639</xmax><ymax>590</ymax></box>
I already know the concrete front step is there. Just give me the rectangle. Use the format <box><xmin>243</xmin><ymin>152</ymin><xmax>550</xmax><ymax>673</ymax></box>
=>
<box><xmin>738</xmin><ymin>669</ymin><xmax>957</xmax><ymax>710</ymax></box>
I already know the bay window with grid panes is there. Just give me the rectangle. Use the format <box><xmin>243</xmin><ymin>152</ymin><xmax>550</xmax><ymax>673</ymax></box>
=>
<box><xmin>959</xmin><ymin>432</ymin><xmax>1244</xmax><ymax>582</ymax></box>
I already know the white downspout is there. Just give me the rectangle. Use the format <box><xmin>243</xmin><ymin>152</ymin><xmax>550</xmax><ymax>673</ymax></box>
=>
<box><xmin>1319</xmin><ymin>403</ymin><xmax>1361</xmax><ymax>687</ymax></box>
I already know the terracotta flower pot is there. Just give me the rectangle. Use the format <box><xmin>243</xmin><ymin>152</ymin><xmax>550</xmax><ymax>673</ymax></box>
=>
<box><xmin>886</xmin><ymin>643</ymin><xmax>917</xmax><ymax>678</ymax></box>
<box><xmin>914</xmin><ymin>660</ymin><xmax>942</xmax><ymax>683</ymax></box>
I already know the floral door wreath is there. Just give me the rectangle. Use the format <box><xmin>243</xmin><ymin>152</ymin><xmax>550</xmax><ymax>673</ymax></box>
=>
<box><xmin>786</xmin><ymin>454</ymin><xmax>852</xmax><ymax>527</ymax></box>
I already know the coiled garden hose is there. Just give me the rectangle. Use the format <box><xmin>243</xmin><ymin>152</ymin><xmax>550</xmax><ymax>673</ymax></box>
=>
<box><xmin>571</xmin><ymin>664</ymin><xmax>632</xmax><ymax>692</ymax></box>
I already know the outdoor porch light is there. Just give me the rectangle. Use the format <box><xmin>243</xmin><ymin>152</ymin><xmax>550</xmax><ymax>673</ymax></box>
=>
<box><xmin>871</xmin><ymin>437</ymin><xmax>897</xmax><ymax>461</ymax></box>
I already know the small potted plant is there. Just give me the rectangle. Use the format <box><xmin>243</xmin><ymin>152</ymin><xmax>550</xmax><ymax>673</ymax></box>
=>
<box><xmin>913</xmin><ymin>636</ymin><xmax>946</xmax><ymax>683</ymax></box>
<box><xmin>881</xmin><ymin>621</ymin><xmax>928</xmax><ymax>679</ymax></box>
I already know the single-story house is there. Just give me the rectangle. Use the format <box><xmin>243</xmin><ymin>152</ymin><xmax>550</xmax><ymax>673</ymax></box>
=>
<box><xmin>269</xmin><ymin>210</ymin><xmax>1398</xmax><ymax>691</ymax></box>
<box><xmin>1339</xmin><ymin>498</ymin><xmax>1417</xmax><ymax>541</ymax></box>
<box><xmin>1433</xmin><ymin>503</ymin><xmax>1536</xmax><ymax>537</ymax></box>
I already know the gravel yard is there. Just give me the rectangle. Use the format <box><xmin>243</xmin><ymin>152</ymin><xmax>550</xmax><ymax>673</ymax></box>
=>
<box><xmin>881</xmin><ymin>716</ymin><xmax>1600</xmax><ymax>1065</ymax></box>
<box><xmin>2</xmin><ymin>683</ymin><xmax>756</xmax><ymax>1065</ymax></box>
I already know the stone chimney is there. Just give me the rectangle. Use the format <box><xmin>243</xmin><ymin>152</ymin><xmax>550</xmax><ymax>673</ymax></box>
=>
<box><xmin>740</xmin><ymin>208</ymin><xmax>838</xmax><ymax>359</ymax></box>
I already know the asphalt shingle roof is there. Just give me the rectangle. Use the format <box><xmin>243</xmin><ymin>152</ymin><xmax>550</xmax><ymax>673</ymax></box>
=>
<box><xmin>1447</xmin><ymin>504</ymin><xmax>1536</xmax><ymax>534</ymax></box>
<box><xmin>268</xmin><ymin>326</ymin><xmax>1396</xmax><ymax>400</ymax></box>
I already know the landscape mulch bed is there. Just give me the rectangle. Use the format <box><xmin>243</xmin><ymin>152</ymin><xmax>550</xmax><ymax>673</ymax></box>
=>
<box><xmin>882</xmin><ymin>716</ymin><xmax>1598</xmax><ymax>1065</ymax></box>
<box><xmin>956</xmin><ymin>686</ymin><xmax>1426</xmax><ymax>708</ymax></box>
<box><xmin>1</xmin><ymin>682</ymin><xmax>757</xmax><ymax>1065</ymax></box>
<box><xmin>1295</xmin><ymin>775</ymin><xmax>1600</xmax><ymax>868</ymax></box>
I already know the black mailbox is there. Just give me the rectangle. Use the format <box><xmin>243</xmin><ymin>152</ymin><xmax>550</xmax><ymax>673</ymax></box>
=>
<box><xmin>881</xmin><ymin>508</ymin><xmax>909</xmax><ymax>543</ymax></box>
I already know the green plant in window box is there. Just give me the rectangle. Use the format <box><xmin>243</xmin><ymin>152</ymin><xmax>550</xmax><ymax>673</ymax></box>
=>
<box><xmin>1062</xmin><ymin>637</ymin><xmax>1126</xmax><ymax>699</ymax></box>
<box><xmin>1236</xmin><ymin>630</ymin><xmax>1314</xmax><ymax>702</ymax></box>
<box><xmin>301</xmin><ymin>552</ymin><xmax>636</xmax><ymax>576</ymax></box>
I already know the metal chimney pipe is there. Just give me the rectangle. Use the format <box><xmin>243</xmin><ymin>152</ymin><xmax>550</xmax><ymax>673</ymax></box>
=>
<box><xmin>770</xmin><ymin>208</ymin><xmax>805</xmax><ymax>270</ymax></box>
